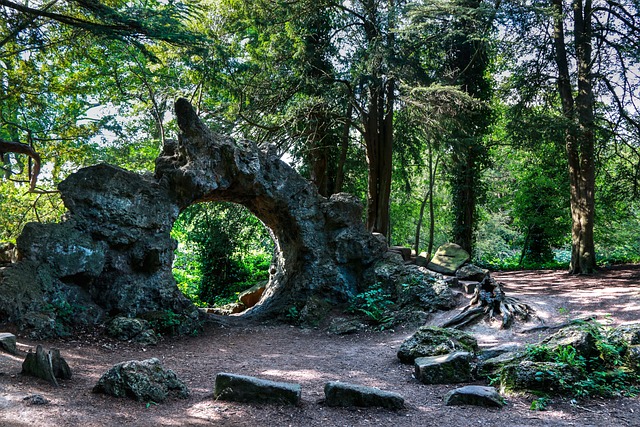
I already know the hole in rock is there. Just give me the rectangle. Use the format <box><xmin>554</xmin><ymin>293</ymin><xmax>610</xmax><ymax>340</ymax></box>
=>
<box><xmin>171</xmin><ymin>201</ymin><xmax>275</xmax><ymax>314</ymax></box>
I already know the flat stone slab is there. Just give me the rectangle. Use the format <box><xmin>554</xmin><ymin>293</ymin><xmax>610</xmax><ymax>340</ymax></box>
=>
<box><xmin>0</xmin><ymin>332</ymin><xmax>17</xmax><ymax>354</ymax></box>
<box><xmin>414</xmin><ymin>351</ymin><xmax>473</xmax><ymax>384</ymax></box>
<box><xmin>444</xmin><ymin>385</ymin><xmax>505</xmax><ymax>407</ymax></box>
<box><xmin>214</xmin><ymin>373</ymin><xmax>301</xmax><ymax>405</ymax></box>
<box><xmin>324</xmin><ymin>381</ymin><xmax>404</xmax><ymax>409</ymax></box>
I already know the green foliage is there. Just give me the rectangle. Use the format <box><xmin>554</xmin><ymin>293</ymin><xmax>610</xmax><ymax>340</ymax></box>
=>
<box><xmin>529</xmin><ymin>397</ymin><xmax>551</xmax><ymax>411</ymax></box>
<box><xmin>172</xmin><ymin>202</ymin><xmax>273</xmax><ymax>307</ymax></box>
<box><xmin>515</xmin><ymin>323</ymin><xmax>640</xmax><ymax>400</ymax></box>
<box><xmin>347</xmin><ymin>286</ymin><xmax>395</xmax><ymax>326</ymax></box>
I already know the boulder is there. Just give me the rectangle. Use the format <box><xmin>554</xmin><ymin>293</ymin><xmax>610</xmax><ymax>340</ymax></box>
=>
<box><xmin>613</xmin><ymin>323</ymin><xmax>640</xmax><ymax>345</ymax></box>
<box><xmin>625</xmin><ymin>345</ymin><xmax>640</xmax><ymax>373</ymax></box>
<box><xmin>476</xmin><ymin>351</ymin><xmax>522</xmax><ymax>378</ymax></box>
<box><xmin>324</xmin><ymin>381</ymin><xmax>404</xmax><ymax>409</ymax></box>
<box><xmin>388</xmin><ymin>246</ymin><xmax>411</xmax><ymax>261</ymax></box>
<box><xmin>374</xmin><ymin>254</ymin><xmax>456</xmax><ymax>313</ymax></box>
<box><xmin>414</xmin><ymin>351</ymin><xmax>473</xmax><ymax>384</ymax></box>
<box><xmin>328</xmin><ymin>318</ymin><xmax>363</xmax><ymax>335</ymax></box>
<box><xmin>214</xmin><ymin>372</ymin><xmax>301</xmax><ymax>405</ymax></box>
<box><xmin>444</xmin><ymin>385</ymin><xmax>505</xmax><ymax>407</ymax></box>
<box><xmin>0</xmin><ymin>332</ymin><xmax>17</xmax><ymax>354</ymax></box>
<box><xmin>239</xmin><ymin>283</ymin><xmax>266</xmax><ymax>308</ymax></box>
<box><xmin>540</xmin><ymin>326</ymin><xmax>598</xmax><ymax>359</ymax></box>
<box><xmin>93</xmin><ymin>358</ymin><xmax>189</xmax><ymax>402</ymax></box>
<box><xmin>105</xmin><ymin>317</ymin><xmax>158</xmax><ymax>345</ymax></box>
<box><xmin>477</xmin><ymin>343</ymin><xmax>523</xmax><ymax>361</ymax></box>
<box><xmin>498</xmin><ymin>360</ymin><xmax>579</xmax><ymax>394</ymax></box>
<box><xmin>455</xmin><ymin>264</ymin><xmax>489</xmax><ymax>282</ymax></box>
<box><xmin>426</xmin><ymin>243</ymin><xmax>470</xmax><ymax>275</ymax></box>
<box><xmin>398</xmin><ymin>326</ymin><xmax>478</xmax><ymax>364</ymax></box>
<box><xmin>22</xmin><ymin>345</ymin><xmax>72</xmax><ymax>386</ymax></box>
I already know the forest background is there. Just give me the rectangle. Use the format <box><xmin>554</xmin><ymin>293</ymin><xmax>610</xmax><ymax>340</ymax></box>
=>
<box><xmin>1</xmin><ymin>0</ymin><xmax>639</xmax><ymax>308</ymax></box>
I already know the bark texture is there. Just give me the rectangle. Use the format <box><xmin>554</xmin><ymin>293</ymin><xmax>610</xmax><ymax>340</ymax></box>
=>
<box><xmin>552</xmin><ymin>0</ymin><xmax>597</xmax><ymax>274</ymax></box>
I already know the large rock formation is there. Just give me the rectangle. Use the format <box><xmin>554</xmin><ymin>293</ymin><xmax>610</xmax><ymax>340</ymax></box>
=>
<box><xmin>0</xmin><ymin>98</ymin><xmax>454</xmax><ymax>336</ymax></box>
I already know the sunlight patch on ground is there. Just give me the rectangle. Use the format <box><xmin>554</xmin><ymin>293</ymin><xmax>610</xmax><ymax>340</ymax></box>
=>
<box><xmin>260</xmin><ymin>368</ymin><xmax>326</xmax><ymax>382</ymax></box>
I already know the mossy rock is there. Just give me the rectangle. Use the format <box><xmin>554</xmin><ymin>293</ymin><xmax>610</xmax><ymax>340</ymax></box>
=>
<box><xmin>540</xmin><ymin>326</ymin><xmax>598</xmax><ymax>359</ymax></box>
<box><xmin>498</xmin><ymin>361</ymin><xmax>580</xmax><ymax>394</ymax></box>
<box><xmin>397</xmin><ymin>326</ymin><xmax>478</xmax><ymax>364</ymax></box>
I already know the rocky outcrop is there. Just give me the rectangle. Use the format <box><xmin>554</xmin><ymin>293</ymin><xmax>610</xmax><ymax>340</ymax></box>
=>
<box><xmin>397</xmin><ymin>326</ymin><xmax>478</xmax><ymax>364</ymax></box>
<box><xmin>93</xmin><ymin>358</ymin><xmax>189</xmax><ymax>402</ymax></box>
<box><xmin>0</xmin><ymin>98</ymin><xmax>458</xmax><ymax>335</ymax></box>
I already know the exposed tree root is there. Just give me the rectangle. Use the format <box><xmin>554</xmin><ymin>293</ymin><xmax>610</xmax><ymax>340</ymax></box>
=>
<box><xmin>442</xmin><ymin>276</ymin><xmax>535</xmax><ymax>329</ymax></box>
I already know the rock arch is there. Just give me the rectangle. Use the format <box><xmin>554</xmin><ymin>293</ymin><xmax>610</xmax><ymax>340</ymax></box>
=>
<box><xmin>0</xmin><ymin>99</ymin><xmax>388</xmax><ymax>336</ymax></box>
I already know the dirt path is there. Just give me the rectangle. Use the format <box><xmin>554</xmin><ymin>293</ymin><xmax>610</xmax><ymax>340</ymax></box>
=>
<box><xmin>2</xmin><ymin>265</ymin><xmax>640</xmax><ymax>426</ymax></box>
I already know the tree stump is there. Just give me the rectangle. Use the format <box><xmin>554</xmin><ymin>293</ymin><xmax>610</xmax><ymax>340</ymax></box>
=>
<box><xmin>442</xmin><ymin>276</ymin><xmax>533</xmax><ymax>329</ymax></box>
<box><xmin>22</xmin><ymin>345</ymin><xmax>72</xmax><ymax>386</ymax></box>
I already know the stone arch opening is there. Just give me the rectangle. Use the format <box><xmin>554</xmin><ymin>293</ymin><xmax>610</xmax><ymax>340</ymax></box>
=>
<box><xmin>171</xmin><ymin>201</ymin><xmax>274</xmax><ymax>313</ymax></box>
<box><xmin>1</xmin><ymin>98</ymin><xmax>392</xmax><ymax>337</ymax></box>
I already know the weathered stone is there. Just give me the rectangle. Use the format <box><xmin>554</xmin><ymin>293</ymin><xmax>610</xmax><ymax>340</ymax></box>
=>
<box><xmin>205</xmin><ymin>303</ymin><xmax>246</xmax><ymax>315</ymax></box>
<box><xmin>106</xmin><ymin>317</ymin><xmax>158</xmax><ymax>345</ymax></box>
<box><xmin>540</xmin><ymin>326</ymin><xmax>598</xmax><ymax>358</ymax></box>
<box><xmin>328</xmin><ymin>318</ymin><xmax>363</xmax><ymax>335</ymax></box>
<box><xmin>426</xmin><ymin>243</ymin><xmax>470</xmax><ymax>275</ymax></box>
<box><xmin>23</xmin><ymin>394</ymin><xmax>49</xmax><ymax>405</ymax></box>
<box><xmin>415</xmin><ymin>254</ymin><xmax>429</xmax><ymax>267</ymax></box>
<box><xmin>476</xmin><ymin>351</ymin><xmax>522</xmax><ymax>378</ymax></box>
<box><xmin>22</xmin><ymin>345</ymin><xmax>71</xmax><ymax>386</ymax></box>
<box><xmin>324</xmin><ymin>381</ymin><xmax>404</xmax><ymax>409</ymax></box>
<box><xmin>0</xmin><ymin>242</ymin><xmax>17</xmax><ymax>264</ymax></box>
<box><xmin>444</xmin><ymin>385</ymin><xmax>505</xmax><ymax>407</ymax></box>
<box><xmin>478</xmin><ymin>343</ymin><xmax>524</xmax><ymax>361</ymax></box>
<box><xmin>17</xmin><ymin>221</ymin><xmax>107</xmax><ymax>279</ymax></box>
<box><xmin>214</xmin><ymin>372</ymin><xmax>301</xmax><ymax>405</ymax></box>
<box><xmin>498</xmin><ymin>360</ymin><xmax>579</xmax><ymax>393</ymax></box>
<box><xmin>414</xmin><ymin>351</ymin><xmax>473</xmax><ymax>384</ymax></box>
<box><xmin>1</xmin><ymin>98</ymin><xmax>465</xmax><ymax>335</ymax></box>
<box><xmin>625</xmin><ymin>345</ymin><xmax>640</xmax><ymax>373</ymax></box>
<box><xmin>374</xmin><ymin>254</ymin><xmax>456</xmax><ymax>313</ymax></box>
<box><xmin>93</xmin><ymin>358</ymin><xmax>189</xmax><ymax>402</ymax></box>
<box><xmin>455</xmin><ymin>264</ymin><xmax>489</xmax><ymax>282</ymax></box>
<box><xmin>398</xmin><ymin>326</ymin><xmax>478</xmax><ymax>364</ymax></box>
<box><xmin>613</xmin><ymin>323</ymin><xmax>640</xmax><ymax>345</ymax></box>
<box><xmin>445</xmin><ymin>277</ymin><xmax>460</xmax><ymax>288</ymax></box>
<box><xmin>239</xmin><ymin>282</ymin><xmax>266</xmax><ymax>308</ymax></box>
<box><xmin>388</xmin><ymin>246</ymin><xmax>411</xmax><ymax>261</ymax></box>
<box><xmin>0</xmin><ymin>332</ymin><xmax>17</xmax><ymax>354</ymax></box>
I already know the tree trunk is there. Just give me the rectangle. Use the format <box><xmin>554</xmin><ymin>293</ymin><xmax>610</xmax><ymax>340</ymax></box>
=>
<box><xmin>552</xmin><ymin>0</ymin><xmax>597</xmax><ymax>274</ymax></box>
<box><xmin>334</xmin><ymin>103</ymin><xmax>352</xmax><ymax>193</ymax></box>
<box><xmin>364</xmin><ymin>80</ymin><xmax>394</xmax><ymax>238</ymax></box>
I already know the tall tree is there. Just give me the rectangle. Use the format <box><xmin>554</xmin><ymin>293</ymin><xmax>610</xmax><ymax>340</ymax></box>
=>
<box><xmin>551</xmin><ymin>0</ymin><xmax>596</xmax><ymax>273</ymax></box>
<box><xmin>499</xmin><ymin>0</ymin><xmax>640</xmax><ymax>273</ymax></box>
<box><xmin>408</xmin><ymin>0</ymin><xmax>496</xmax><ymax>253</ymax></box>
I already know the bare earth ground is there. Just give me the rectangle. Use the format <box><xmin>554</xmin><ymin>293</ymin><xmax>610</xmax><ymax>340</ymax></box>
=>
<box><xmin>2</xmin><ymin>265</ymin><xmax>640</xmax><ymax>427</ymax></box>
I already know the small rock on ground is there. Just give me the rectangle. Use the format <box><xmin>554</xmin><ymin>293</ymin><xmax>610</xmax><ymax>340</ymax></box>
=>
<box><xmin>444</xmin><ymin>385</ymin><xmax>505</xmax><ymax>408</ymax></box>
